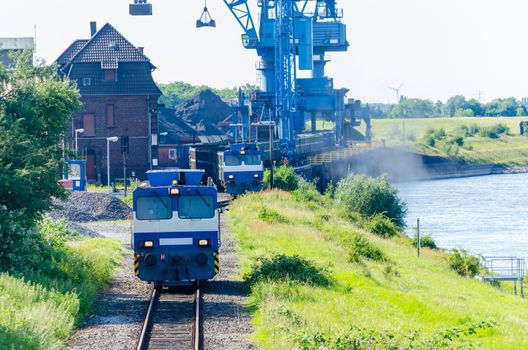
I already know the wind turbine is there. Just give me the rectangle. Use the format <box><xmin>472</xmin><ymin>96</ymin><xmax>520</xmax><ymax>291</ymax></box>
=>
<box><xmin>388</xmin><ymin>84</ymin><xmax>404</xmax><ymax>104</ymax></box>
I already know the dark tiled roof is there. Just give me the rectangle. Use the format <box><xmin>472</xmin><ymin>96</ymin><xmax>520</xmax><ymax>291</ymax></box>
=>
<box><xmin>56</xmin><ymin>39</ymin><xmax>88</xmax><ymax>66</ymax></box>
<box><xmin>70</xmin><ymin>23</ymin><xmax>151</xmax><ymax>66</ymax></box>
<box><xmin>70</xmin><ymin>62</ymin><xmax>161</xmax><ymax>96</ymax></box>
<box><xmin>56</xmin><ymin>22</ymin><xmax>161</xmax><ymax>97</ymax></box>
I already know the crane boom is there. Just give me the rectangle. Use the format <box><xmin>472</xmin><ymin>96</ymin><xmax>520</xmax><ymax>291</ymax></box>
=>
<box><xmin>223</xmin><ymin>0</ymin><xmax>258</xmax><ymax>42</ymax></box>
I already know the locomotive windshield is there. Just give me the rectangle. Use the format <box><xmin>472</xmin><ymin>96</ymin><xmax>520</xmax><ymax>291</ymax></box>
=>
<box><xmin>224</xmin><ymin>154</ymin><xmax>242</xmax><ymax>166</ymax></box>
<box><xmin>244</xmin><ymin>154</ymin><xmax>261</xmax><ymax>165</ymax></box>
<box><xmin>178</xmin><ymin>195</ymin><xmax>215</xmax><ymax>219</ymax></box>
<box><xmin>136</xmin><ymin>196</ymin><xmax>172</xmax><ymax>220</ymax></box>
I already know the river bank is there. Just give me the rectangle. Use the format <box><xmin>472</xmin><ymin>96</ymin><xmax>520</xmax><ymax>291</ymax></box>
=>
<box><xmin>306</xmin><ymin>146</ymin><xmax>528</xmax><ymax>184</ymax></box>
<box><xmin>229</xmin><ymin>190</ymin><xmax>528</xmax><ymax>349</ymax></box>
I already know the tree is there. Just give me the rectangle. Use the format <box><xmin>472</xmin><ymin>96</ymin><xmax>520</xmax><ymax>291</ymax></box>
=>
<box><xmin>158</xmin><ymin>81</ymin><xmax>259</xmax><ymax>109</ymax></box>
<box><xmin>388</xmin><ymin>97</ymin><xmax>435</xmax><ymax>118</ymax></box>
<box><xmin>444</xmin><ymin>95</ymin><xmax>467</xmax><ymax>117</ymax></box>
<box><xmin>0</xmin><ymin>51</ymin><xmax>81</xmax><ymax>226</ymax></box>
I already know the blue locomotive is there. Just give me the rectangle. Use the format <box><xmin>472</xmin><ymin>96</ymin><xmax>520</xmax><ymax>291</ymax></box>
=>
<box><xmin>133</xmin><ymin>169</ymin><xmax>219</xmax><ymax>286</ymax></box>
<box><xmin>219</xmin><ymin>144</ymin><xmax>264</xmax><ymax>196</ymax></box>
<box><xmin>190</xmin><ymin>143</ymin><xmax>264</xmax><ymax>196</ymax></box>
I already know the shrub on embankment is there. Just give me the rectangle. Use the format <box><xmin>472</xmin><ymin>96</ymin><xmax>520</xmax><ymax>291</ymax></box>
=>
<box><xmin>229</xmin><ymin>185</ymin><xmax>528</xmax><ymax>349</ymax></box>
<box><xmin>0</xmin><ymin>218</ymin><xmax>124</xmax><ymax>350</ymax></box>
<box><xmin>335</xmin><ymin>174</ymin><xmax>407</xmax><ymax>228</ymax></box>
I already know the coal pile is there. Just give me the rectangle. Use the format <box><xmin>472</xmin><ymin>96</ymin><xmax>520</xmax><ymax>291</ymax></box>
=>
<box><xmin>50</xmin><ymin>192</ymin><xmax>131</xmax><ymax>223</ymax></box>
<box><xmin>175</xmin><ymin>89</ymin><xmax>233</xmax><ymax>126</ymax></box>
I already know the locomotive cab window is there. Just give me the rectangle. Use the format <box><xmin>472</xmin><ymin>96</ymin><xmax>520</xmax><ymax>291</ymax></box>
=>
<box><xmin>244</xmin><ymin>154</ymin><xmax>261</xmax><ymax>165</ymax></box>
<box><xmin>224</xmin><ymin>154</ymin><xmax>242</xmax><ymax>166</ymax></box>
<box><xmin>136</xmin><ymin>196</ymin><xmax>172</xmax><ymax>220</ymax></box>
<box><xmin>178</xmin><ymin>195</ymin><xmax>215</xmax><ymax>219</ymax></box>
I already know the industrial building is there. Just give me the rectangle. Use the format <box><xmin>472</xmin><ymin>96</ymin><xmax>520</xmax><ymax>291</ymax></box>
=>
<box><xmin>0</xmin><ymin>37</ymin><xmax>34</xmax><ymax>71</ymax></box>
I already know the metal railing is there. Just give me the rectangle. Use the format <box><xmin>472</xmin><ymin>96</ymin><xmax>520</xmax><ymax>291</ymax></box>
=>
<box><xmin>480</xmin><ymin>256</ymin><xmax>525</xmax><ymax>298</ymax></box>
<box><xmin>306</xmin><ymin>142</ymin><xmax>382</xmax><ymax>165</ymax></box>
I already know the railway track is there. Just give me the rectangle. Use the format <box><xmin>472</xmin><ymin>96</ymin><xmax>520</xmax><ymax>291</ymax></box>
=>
<box><xmin>136</xmin><ymin>285</ymin><xmax>201</xmax><ymax>350</ymax></box>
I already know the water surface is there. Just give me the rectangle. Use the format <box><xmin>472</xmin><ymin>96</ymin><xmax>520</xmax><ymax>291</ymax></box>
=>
<box><xmin>396</xmin><ymin>173</ymin><xmax>528</xmax><ymax>258</ymax></box>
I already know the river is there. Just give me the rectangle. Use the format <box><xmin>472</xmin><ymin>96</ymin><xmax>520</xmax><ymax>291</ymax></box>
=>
<box><xmin>396</xmin><ymin>173</ymin><xmax>528</xmax><ymax>259</ymax></box>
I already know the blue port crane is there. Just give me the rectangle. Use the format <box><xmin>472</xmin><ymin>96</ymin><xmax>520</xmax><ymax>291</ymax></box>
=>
<box><xmin>130</xmin><ymin>0</ymin><xmax>370</xmax><ymax>157</ymax></box>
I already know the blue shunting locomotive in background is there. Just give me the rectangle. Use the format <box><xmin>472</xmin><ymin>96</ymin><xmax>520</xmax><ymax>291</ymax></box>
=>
<box><xmin>190</xmin><ymin>143</ymin><xmax>264</xmax><ymax>196</ymax></box>
<box><xmin>133</xmin><ymin>169</ymin><xmax>220</xmax><ymax>286</ymax></box>
<box><xmin>219</xmin><ymin>143</ymin><xmax>264</xmax><ymax>196</ymax></box>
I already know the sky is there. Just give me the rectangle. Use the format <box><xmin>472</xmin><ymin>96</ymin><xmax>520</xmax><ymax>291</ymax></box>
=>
<box><xmin>1</xmin><ymin>0</ymin><xmax>528</xmax><ymax>103</ymax></box>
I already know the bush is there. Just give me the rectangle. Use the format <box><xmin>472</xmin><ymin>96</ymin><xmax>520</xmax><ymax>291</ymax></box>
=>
<box><xmin>349</xmin><ymin>235</ymin><xmax>385</xmax><ymax>263</ymax></box>
<box><xmin>294</xmin><ymin>321</ymin><xmax>495</xmax><ymax>350</ymax></box>
<box><xmin>39</xmin><ymin>217</ymin><xmax>78</xmax><ymax>248</ymax></box>
<box><xmin>258</xmin><ymin>207</ymin><xmax>289</xmax><ymax>224</ymax></box>
<box><xmin>448</xmin><ymin>249</ymin><xmax>481</xmax><ymax>277</ymax></box>
<box><xmin>292</xmin><ymin>178</ymin><xmax>324</xmax><ymax>205</ymax></box>
<box><xmin>365</xmin><ymin>214</ymin><xmax>401</xmax><ymax>238</ymax></box>
<box><xmin>478</xmin><ymin>124</ymin><xmax>509</xmax><ymax>139</ymax></box>
<box><xmin>335</xmin><ymin>174</ymin><xmax>407</xmax><ymax>228</ymax></box>
<box><xmin>411</xmin><ymin>234</ymin><xmax>437</xmax><ymax>249</ymax></box>
<box><xmin>244</xmin><ymin>254</ymin><xmax>332</xmax><ymax>287</ymax></box>
<box><xmin>266</xmin><ymin>165</ymin><xmax>299</xmax><ymax>191</ymax></box>
<box><xmin>0</xmin><ymin>207</ymin><xmax>47</xmax><ymax>273</ymax></box>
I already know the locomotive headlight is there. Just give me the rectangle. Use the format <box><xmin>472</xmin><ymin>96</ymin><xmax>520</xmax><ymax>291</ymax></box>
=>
<box><xmin>170</xmin><ymin>188</ymin><xmax>180</xmax><ymax>195</ymax></box>
<box><xmin>198</xmin><ymin>239</ymin><xmax>210</xmax><ymax>247</ymax></box>
<box><xmin>240</xmin><ymin>150</ymin><xmax>246</xmax><ymax>155</ymax></box>
<box><xmin>253</xmin><ymin>174</ymin><xmax>259</xmax><ymax>178</ymax></box>
<box><xmin>228</xmin><ymin>175</ymin><xmax>234</xmax><ymax>180</ymax></box>
<box><xmin>143</xmin><ymin>240</ymin><xmax>154</xmax><ymax>248</ymax></box>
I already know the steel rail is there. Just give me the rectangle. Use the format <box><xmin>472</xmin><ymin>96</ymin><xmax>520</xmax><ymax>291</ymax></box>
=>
<box><xmin>136</xmin><ymin>284</ymin><xmax>201</xmax><ymax>350</ymax></box>
<box><xmin>136</xmin><ymin>286</ymin><xmax>159</xmax><ymax>350</ymax></box>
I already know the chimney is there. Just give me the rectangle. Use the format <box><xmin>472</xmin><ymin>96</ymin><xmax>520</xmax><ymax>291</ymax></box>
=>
<box><xmin>138</xmin><ymin>47</ymin><xmax>144</xmax><ymax>54</ymax></box>
<box><xmin>90</xmin><ymin>21</ymin><xmax>97</xmax><ymax>37</ymax></box>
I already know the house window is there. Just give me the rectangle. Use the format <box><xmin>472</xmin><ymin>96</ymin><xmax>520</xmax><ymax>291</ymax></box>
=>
<box><xmin>168</xmin><ymin>149</ymin><xmax>177</xmax><ymax>160</ymax></box>
<box><xmin>104</xmin><ymin>69</ymin><xmax>116</xmax><ymax>81</ymax></box>
<box><xmin>106</xmin><ymin>105</ymin><xmax>115</xmax><ymax>127</ymax></box>
<box><xmin>82</xmin><ymin>77</ymin><xmax>91</xmax><ymax>86</ymax></box>
<box><xmin>83</xmin><ymin>114</ymin><xmax>95</xmax><ymax>136</ymax></box>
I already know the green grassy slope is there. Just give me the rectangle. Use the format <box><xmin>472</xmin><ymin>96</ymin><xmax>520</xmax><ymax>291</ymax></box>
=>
<box><xmin>369</xmin><ymin>117</ymin><xmax>528</xmax><ymax>165</ymax></box>
<box><xmin>0</xmin><ymin>237</ymin><xmax>125</xmax><ymax>349</ymax></box>
<box><xmin>229</xmin><ymin>191</ymin><xmax>528</xmax><ymax>349</ymax></box>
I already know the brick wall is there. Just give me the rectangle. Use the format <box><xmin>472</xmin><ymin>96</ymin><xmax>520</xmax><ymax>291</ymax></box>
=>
<box><xmin>68</xmin><ymin>95</ymin><xmax>159</xmax><ymax>182</ymax></box>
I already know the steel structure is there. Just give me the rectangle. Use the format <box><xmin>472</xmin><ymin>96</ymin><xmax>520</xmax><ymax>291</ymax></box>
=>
<box><xmin>131</xmin><ymin>0</ymin><xmax>370</xmax><ymax>157</ymax></box>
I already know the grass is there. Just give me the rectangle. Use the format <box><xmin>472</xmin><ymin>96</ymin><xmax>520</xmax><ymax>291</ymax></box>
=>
<box><xmin>305</xmin><ymin>119</ymin><xmax>336</xmax><ymax>131</ymax></box>
<box><xmin>368</xmin><ymin>117</ymin><xmax>528</xmax><ymax>165</ymax></box>
<box><xmin>0</xmin><ymin>236</ymin><xmax>125</xmax><ymax>349</ymax></box>
<box><xmin>229</xmin><ymin>191</ymin><xmax>528</xmax><ymax>349</ymax></box>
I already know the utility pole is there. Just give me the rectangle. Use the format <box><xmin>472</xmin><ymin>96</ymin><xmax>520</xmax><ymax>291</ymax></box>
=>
<box><xmin>106</xmin><ymin>136</ymin><xmax>119</xmax><ymax>194</ymax></box>
<box><xmin>417</xmin><ymin>218</ymin><xmax>421</xmax><ymax>257</ymax></box>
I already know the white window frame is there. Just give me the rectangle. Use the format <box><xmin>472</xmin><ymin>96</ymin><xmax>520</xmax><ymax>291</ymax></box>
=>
<box><xmin>168</xmin><ymin>149</ymin><xmax>177</xmax><ymax>160</ymax></box>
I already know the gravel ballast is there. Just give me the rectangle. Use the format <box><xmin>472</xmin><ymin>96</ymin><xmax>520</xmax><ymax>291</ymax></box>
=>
<box><xmin>66</xmin><ymin>210</ymin><xmax>255</xmax><ymax>349</ymax></box>
<box><xmin>202</xmin><ymin>211</ymin><xmax>256</xmax><ymax>349</ymax></box>
<box><xmin>50</xmin><ymin>192</ymin><xmax>131</xmax><ymax>223</ymax></box>
<box><xmin>65</xmin><ymin>222</ymin><xmax>151</xmax><ymax>350</ymax></box>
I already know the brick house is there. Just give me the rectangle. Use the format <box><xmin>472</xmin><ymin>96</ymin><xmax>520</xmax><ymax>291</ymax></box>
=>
<box><xmin>57</xmin><ymin>22</ymin><xmax>161</xmax><ymax>183</ymax></box>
